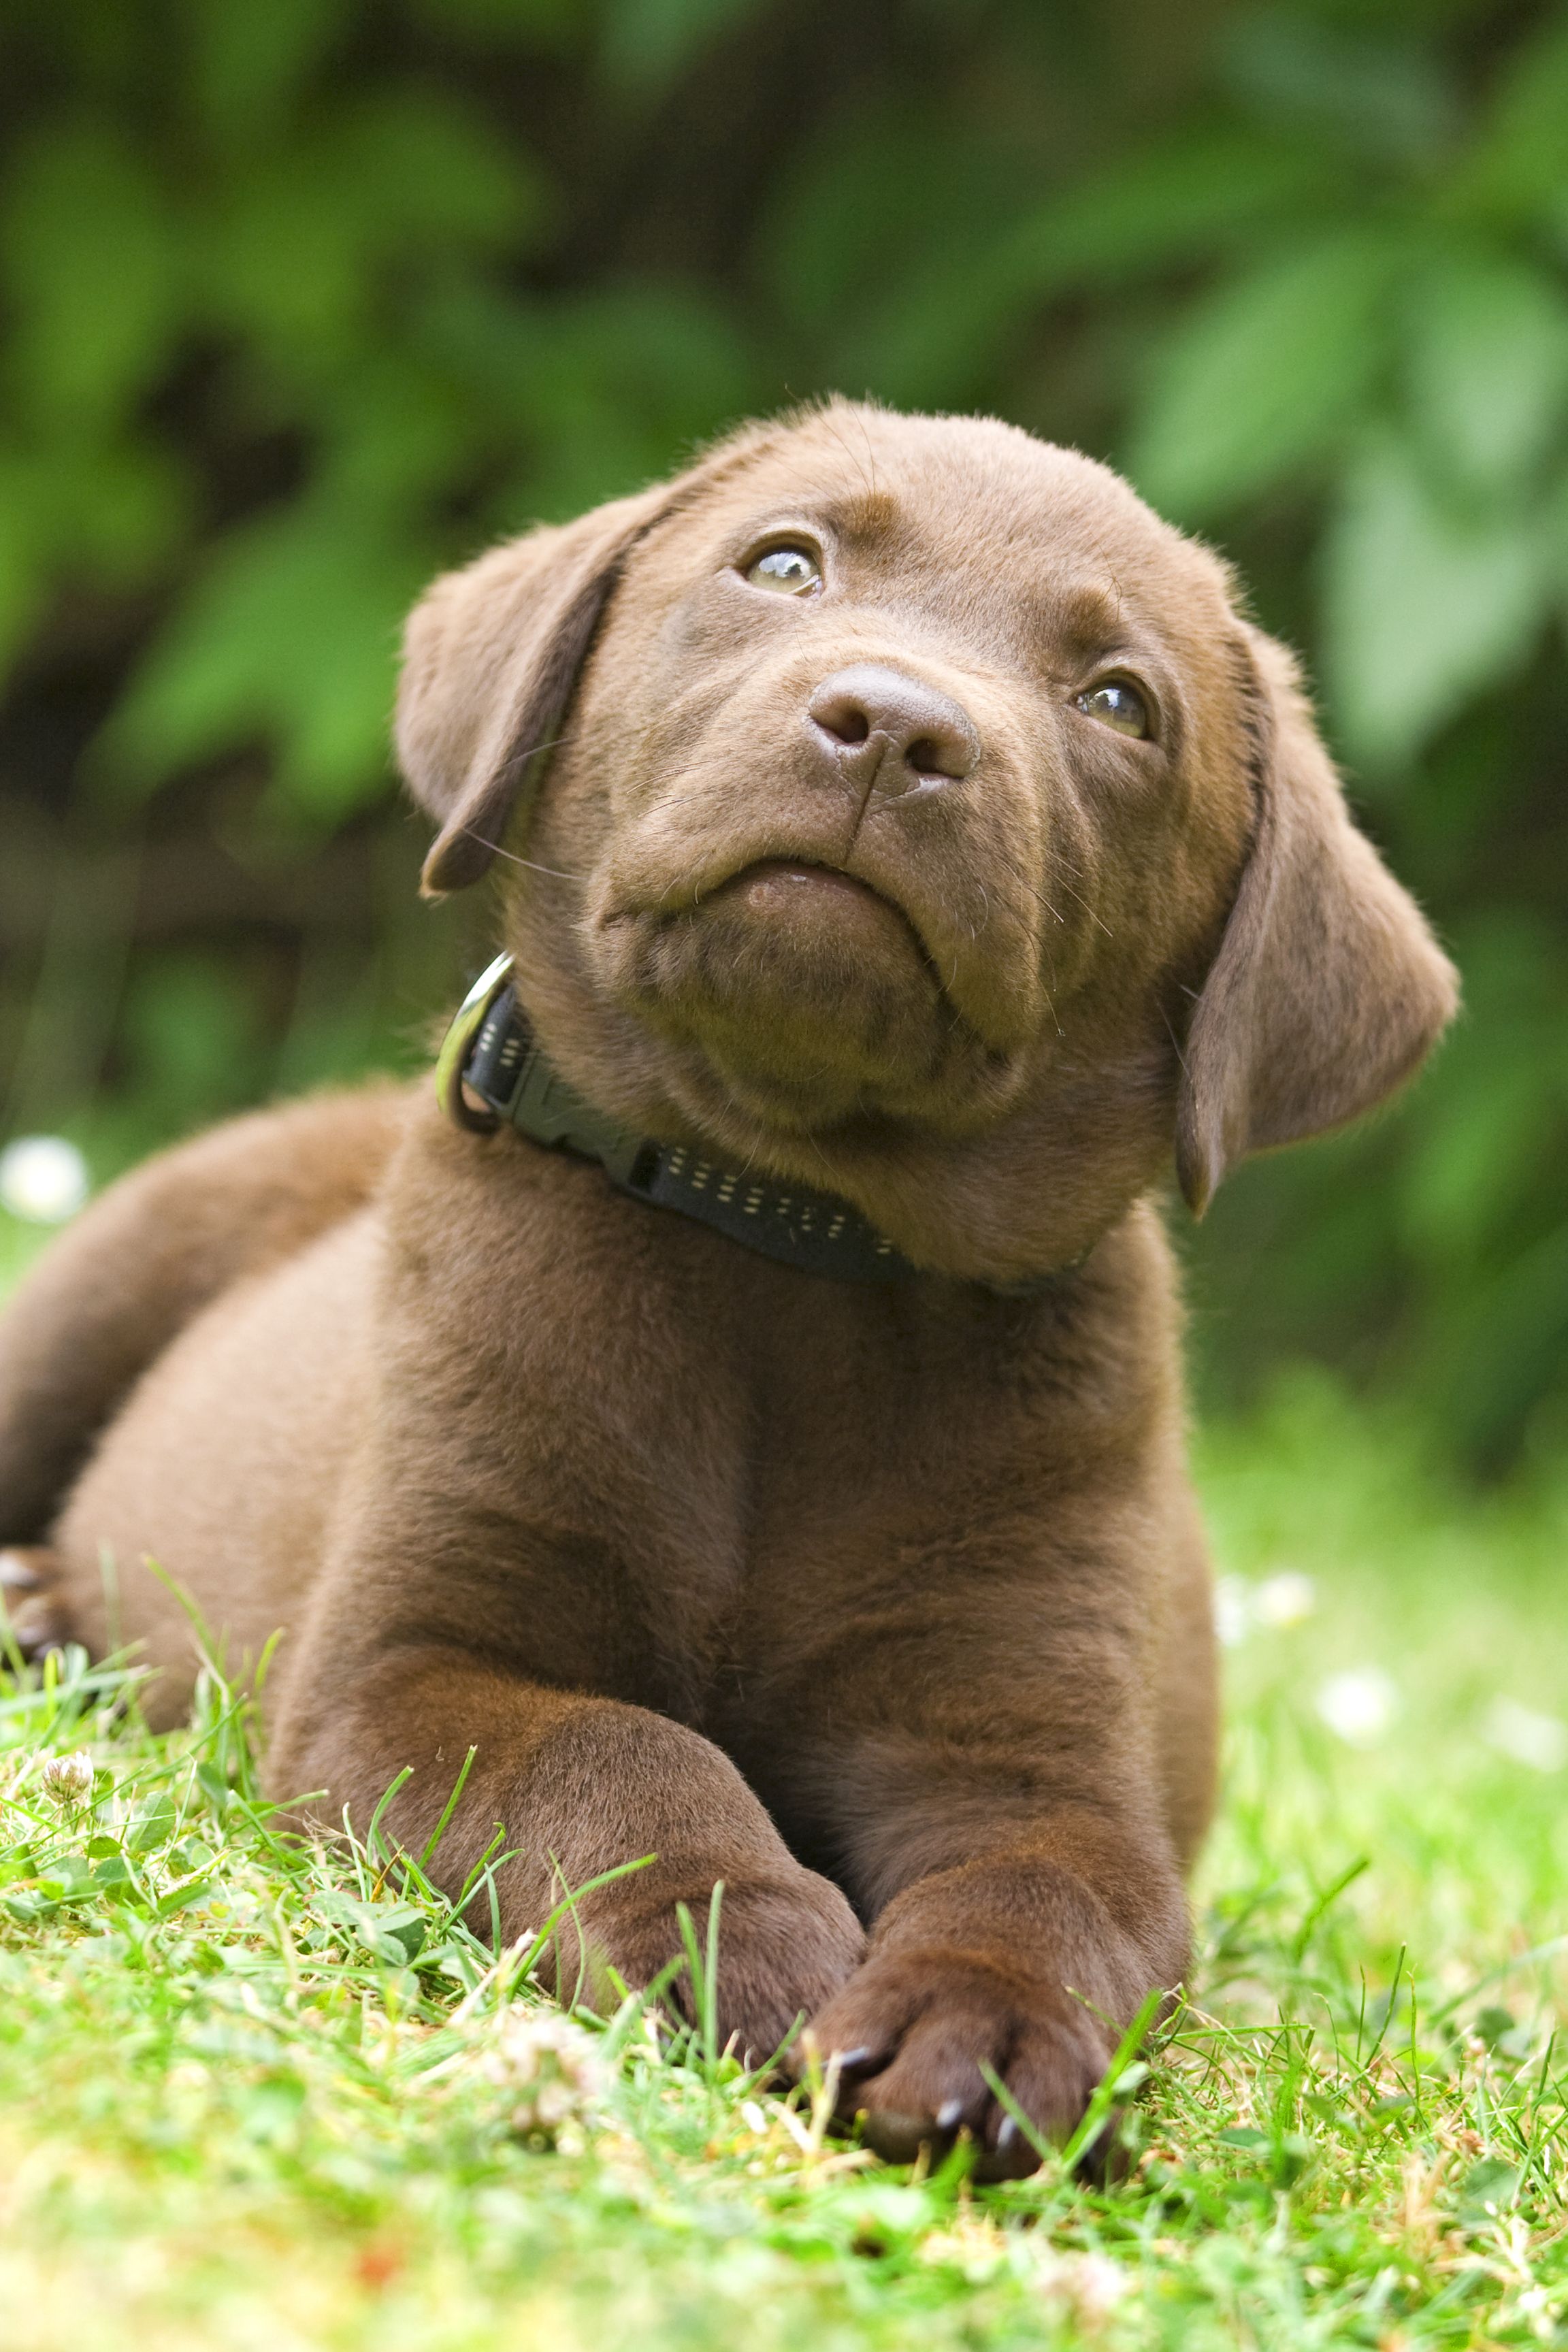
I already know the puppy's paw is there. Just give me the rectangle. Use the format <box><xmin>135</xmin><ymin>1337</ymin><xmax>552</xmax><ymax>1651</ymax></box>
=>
<box><xmin>0</xmin><ymin>1547</ymin><xmax>73</xmax><ymax>1663</ymax></box>
<box><xmin>695</xmin><ymin>1870</ymin><xmax>869</xmax><ymax>2065</ymax></box>
<box><xmin>581</xmin><ymin>1867</ymin><xmax>867</xmax><ymax>2068</ymax></box>
<box><xmin>799</xmin><ymin>1944</ymin><xmax>1115</xmax><ymax>2180</ymax></box>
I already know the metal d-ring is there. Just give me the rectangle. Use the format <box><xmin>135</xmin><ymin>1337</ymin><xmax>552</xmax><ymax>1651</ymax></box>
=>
<box><xmin>434</xmin><ymin>950</ymin><xmax>517</xmax><ymax>1133</ymax></box>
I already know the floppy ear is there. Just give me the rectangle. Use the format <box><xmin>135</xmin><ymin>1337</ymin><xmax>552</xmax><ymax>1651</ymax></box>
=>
<box><xmin>397</xmin><ymin>481</ymin><xmax>686</xmax><ymax>896</ymax></box>
<box><xmin>1175</xmin><ymin>627</ymin><xmax>1458</xmax><ymax>1215</ymax></box>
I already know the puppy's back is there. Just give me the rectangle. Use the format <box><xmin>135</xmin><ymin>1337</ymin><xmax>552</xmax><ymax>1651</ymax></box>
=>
<box><xmin>0</xmin><ymin>1085</ymin><xmax>407</xmax><ymax>1544</ymax></box>
<box><xmin>52</xmin><ymin>1203</ymin><xmax>385</xmax><ymax>1727</ymax></box>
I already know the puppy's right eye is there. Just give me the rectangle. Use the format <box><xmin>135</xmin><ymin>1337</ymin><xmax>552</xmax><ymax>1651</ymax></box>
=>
<box><xmin>746</xmin><ymin>545</ymin><xmax>821</xmax><ymax>595</ymax></box>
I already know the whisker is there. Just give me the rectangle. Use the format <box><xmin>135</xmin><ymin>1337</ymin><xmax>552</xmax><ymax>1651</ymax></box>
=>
<box><xmin>1022</xmin><ymin>882</ymin><xmax>1066</xmax><ymax>924</ymax></box>
<box><xmin>500</xmin><ymin>731</ymin><xmax>572</xmax><ymax>771</ymax></box>
<box><xmin>822</xmin><ymin>409</ymin><xmax>875</xmax><ymax>502</ymax></box>
<box><xmin>1158</xmin><ymin>1000</ymin><xmax>1192</xmax><ymax>1081</ymax></box>
<box><xmin>1051</xmin><ymin>875</ymin><xmax>1113</xmax><ymax>940</ymax></box>
<box><xmin>855</xmin><ymin>408</ymin><xmax>881</xmax><ymax>500</ymax></box>
<box><xmin>459</xmin><ymin>829</ymin><xmax>583</xmax><ymax>882</ymax></box>
<box><xmin>802</xmin><ymin>1131</ymin><xmax>841</xmax><ymax>1186</ymax></box>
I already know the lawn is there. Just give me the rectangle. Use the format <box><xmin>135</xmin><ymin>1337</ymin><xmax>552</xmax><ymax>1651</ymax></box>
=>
<box><xmin>1</xmin><ymin>1371</ymin><xmax>1565</xmax><ymax>2352</ymax></box>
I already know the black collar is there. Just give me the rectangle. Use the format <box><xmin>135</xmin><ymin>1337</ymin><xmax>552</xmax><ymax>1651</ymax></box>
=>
<box><xmin>436</xmin><ymin>956</ymin><xmax>1066</xmax><ymax>1295</ymax></box>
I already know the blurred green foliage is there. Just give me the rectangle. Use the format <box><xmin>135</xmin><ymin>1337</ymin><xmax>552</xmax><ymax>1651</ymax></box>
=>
<box><xmin>1</xmin><ymin>0</ymin><xmax>1565</xmax><ymax>1464</ymax></box>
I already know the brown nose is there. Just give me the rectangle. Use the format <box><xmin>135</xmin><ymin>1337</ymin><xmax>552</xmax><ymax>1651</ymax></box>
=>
<box><xmin>806</xmin><ymin>664</ymin><xmax>980</xmax><ymax>795</ymax></box>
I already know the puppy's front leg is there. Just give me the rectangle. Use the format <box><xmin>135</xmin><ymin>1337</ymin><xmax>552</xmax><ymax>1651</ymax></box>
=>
<box><xmin>794</xmin><ymin>1622</ymin><xmax>1189</xmax><ymax>2176</ymax></box>
<box><xmin>270</xmin><ymin>1642</ymin><xmax>864</xmax><ymax>2057</ymax></box>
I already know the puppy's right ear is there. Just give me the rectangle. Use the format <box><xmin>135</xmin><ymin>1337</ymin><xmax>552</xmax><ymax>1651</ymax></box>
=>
<box><xmin>397</xmin><ymin>483</ymin><xmax>679</xmax><ymax>896</ymax></box>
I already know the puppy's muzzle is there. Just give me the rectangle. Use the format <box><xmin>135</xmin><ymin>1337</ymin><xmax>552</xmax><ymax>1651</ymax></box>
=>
<box><xmin>806</xmin><ymin>665</ymin><xmax>980</xmax><ymax>804</ymax></box>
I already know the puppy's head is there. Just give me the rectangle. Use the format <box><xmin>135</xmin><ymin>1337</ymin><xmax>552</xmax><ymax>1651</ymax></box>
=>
<box><xmin>399</xmin><ymin>403</ymin><xmax>1456</xmax><ymax>1284</ymax></box>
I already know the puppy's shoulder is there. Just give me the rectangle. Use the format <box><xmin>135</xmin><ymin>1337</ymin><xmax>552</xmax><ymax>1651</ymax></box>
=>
<box><xmin>983</xmin><ymin>1198</ymin><xmax>1186</xmax><ymax>1432</ymax></box>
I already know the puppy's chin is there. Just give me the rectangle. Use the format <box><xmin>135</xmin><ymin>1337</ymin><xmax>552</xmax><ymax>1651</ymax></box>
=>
<box><xmin>602</xmin><ymin>862</ymin><xmax>1004</xmax><ymax>1134</ymax></box>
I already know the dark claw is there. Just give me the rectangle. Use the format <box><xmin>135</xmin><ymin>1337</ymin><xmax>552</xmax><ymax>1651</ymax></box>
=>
<box><xmin>3</xmin><ymin>1599</ymin><xmax>69</xmax><ymax>1664</ymax></box>
<box><xmin>0</xmin><ymin>1548</ymin><xmax>71</xmax><ymax>1664</ymax></box>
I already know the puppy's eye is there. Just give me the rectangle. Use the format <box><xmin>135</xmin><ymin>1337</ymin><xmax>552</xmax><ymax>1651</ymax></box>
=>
<box><xmin>1075</xmin><ymin>679</ymin><xmax>1150</xmax><ymax>738</ymax></box>
<box><xmin>746</xmin><ymin>544</ymin><xmax>821</xmax><ymax>595</ymax></box>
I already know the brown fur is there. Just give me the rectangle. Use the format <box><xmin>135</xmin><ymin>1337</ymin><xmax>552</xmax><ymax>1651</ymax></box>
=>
<box><xmin>0</xmin><ymin>404</ymin><xmax>1456</xmax><ymax>2174</ymax></box>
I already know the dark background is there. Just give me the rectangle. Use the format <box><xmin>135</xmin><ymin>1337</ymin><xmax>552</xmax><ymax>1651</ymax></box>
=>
<box><xmin>2</xmin><ymin>0</ymin><xmax>1565</xmax><ymax>1468</ymax></box>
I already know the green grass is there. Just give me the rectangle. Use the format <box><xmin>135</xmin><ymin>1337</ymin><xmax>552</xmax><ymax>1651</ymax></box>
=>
<box><xmin>1</xmin><ymin>1371</ymin><xmax>1565</xmax><ymax>2351</ymax></box>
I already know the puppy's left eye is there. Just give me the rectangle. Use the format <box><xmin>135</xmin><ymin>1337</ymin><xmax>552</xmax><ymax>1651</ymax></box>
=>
<box><xmin>746</xmin><ymin>544</ymin><xmax>821</xmax><ymax>595</ymax></box>
<box><xmin>1075</xmin><ymin>679</ymin><xmax>1149</xmax><ymax>738</ymax></box>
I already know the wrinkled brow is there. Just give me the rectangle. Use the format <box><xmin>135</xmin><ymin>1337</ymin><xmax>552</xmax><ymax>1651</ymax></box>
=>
<box><xmin>824</xmin><ymin>486</ymin><xmax>901</xmax><ymax>539</ymax></box>
<box><xmin>1051</xmin><ymin>578</ymin><xmax>1130</xmax><ymax>655</ymax></box>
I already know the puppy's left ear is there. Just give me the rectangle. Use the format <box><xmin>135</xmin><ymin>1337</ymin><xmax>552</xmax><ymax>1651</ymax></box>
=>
<box><xmin>398</xmin><ymin>482</ymin><xmax>680</xmax><ymax>896</ymax></box>
<box><xmin>1175</xmin><ymin>627</ymin><xmax>1458</xmax><ymax>1215</ymax></box>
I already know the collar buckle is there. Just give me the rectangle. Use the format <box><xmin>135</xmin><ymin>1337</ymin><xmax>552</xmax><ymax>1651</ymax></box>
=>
<box><xmin>434</xmin><ymin>951</ymin><xmax>516</xmax><ymax>1134</ymax></box>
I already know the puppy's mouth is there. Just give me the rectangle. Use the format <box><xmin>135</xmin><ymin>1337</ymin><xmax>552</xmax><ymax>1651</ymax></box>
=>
<box><xmin>595</xmin><ymin>847</ymin><xmax>979</xmax><ymax>1133</ymax></box>
<box><xmin>696</xmin><ymin>856</ymin><xmax>933</xmax><ymax>962</ymax></box>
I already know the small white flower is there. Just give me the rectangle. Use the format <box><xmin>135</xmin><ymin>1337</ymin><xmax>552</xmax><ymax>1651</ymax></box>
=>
<box><xmin>1315</xmin><ymin>1668</ymin><xmax>1398</xmax><ymax>1747</ymax></box>
<box><xmin>40</xmin><ymin>1749</ymin><xmax>95</xmax><ymax>1802</ymax></box>
<box><xmin>1214</xmin><ymin>1577</ymin><xmax>1253</xmax><ymax>1648</ymax></box>
<box><xmin>1483</xmin><ymin>1699</ymin><xmax>1568</xmax><ymax>1775</ymax></box>
<box><xmin>477</xmin><ymin>2006</ymin><xmax>606</xmax><ymax>2140</ymax></box>
<box><xmin>0</xmin><ymin>1136</ymin><xmax>90</xmax><ymax>1225</ymax></box>
<box><xmin>1254</xmin><ymin>1570</ymin><xmax>1316</xmax><ymax>1628</ymax></box>
<box><xmin>1035</xmin><ymin>2249</ymin><xmax>1130</xmax><ymax>2327</ymax></box>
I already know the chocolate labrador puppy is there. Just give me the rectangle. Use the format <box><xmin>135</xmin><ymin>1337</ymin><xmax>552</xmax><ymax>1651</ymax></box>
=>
<box><xmin>0</xmin><ymin>403</ymin><xmax>1455</xmax><ymax>2173</ymax></box>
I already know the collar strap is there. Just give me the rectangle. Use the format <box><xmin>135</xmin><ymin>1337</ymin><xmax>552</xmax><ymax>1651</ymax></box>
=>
<box><xmin>436</xmin><ymin>955</ymin><xmax>919</xmax><ymax>1284</ymax></box>
<box><xmin>436</xmin><ymin>955</ymin><xmax>1072</xmax><ymax>1295</ymax></box>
